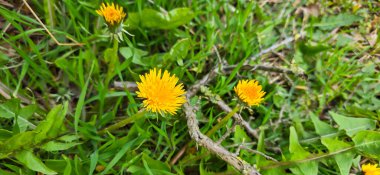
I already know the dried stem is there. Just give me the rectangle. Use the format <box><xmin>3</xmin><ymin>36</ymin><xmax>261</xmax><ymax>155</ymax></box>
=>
<box><xmin>98</xmin><ymin>110</ymin><xmax>147</xmax><ymax>135</ymax></box>
<box><xmin>215</xmin><ymin>99</ymin><xmax>259</xmax><ymax>139</ymax></box>
<box><xmin>225</xmin><ymin>64</ymin><xmax>306</xmax><ymax>78</ymax></box>
<box><xmin>239</xmin><ymin>145</ymin><xmax>279</xmax><ymax>162</ymax></box>
<box><xmin>244</xmin><ymin>37</ymin><xmax>294</xmax><ymax>64</ymax></box>
<box><xmin>216</xmin><ymin>122</ymin><xmax>237</xmax><ymax>145</ymax></box>
<box><xmin>184</xmin><ymin>102</ymin><xmax>260</xmax><ymax>175</ymax></box>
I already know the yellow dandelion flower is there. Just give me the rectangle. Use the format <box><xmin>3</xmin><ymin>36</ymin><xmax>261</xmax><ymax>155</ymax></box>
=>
<box><xmin>136</xmin><ymin>68</ymin><xmax>187</xmax><ymax>115</ymax></box>
<box><xmin>362</xmin><ymin>163</ymin><xmax>380</xmax><ymax>175</ymax></box>
<box><xmin>96</xmin><ymin>2</ymin><xmax>126</xmax><ymax>26</ymax></box>
<box><xmin>234</xmin><ymin>79</ymin><xmax>265</xmax><ymax>106</ymax></box>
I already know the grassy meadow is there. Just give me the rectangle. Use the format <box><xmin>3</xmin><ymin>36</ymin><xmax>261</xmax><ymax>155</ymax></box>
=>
<box><xmin>0</xmin><ymin>0</ymin><xmax>380</xmax><ymax>174</ymax></box>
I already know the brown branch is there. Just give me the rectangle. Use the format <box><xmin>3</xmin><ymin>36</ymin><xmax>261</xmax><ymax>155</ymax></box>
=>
<box><xmin>184</xmin><ymin>102</ymin><xmax>260</xmax><ymax>175</ymax></box>
<box><xmin>113</xmin><ymin>81</ymin><xmax>138</xmax><ymax>91</ymax></box>
<box><xmin>186</xmin><ymin>66</ymin><xmax>219</xmax><ymax>98</ymax></box>
<box><xmin>215</xmin><ymin>99</ymin><xmax>259</xmax><ymax>139</ymax></box>
<box><xmin>244</xmin><ymin>37</ymin><xmax>294</xmax><ymax>64</ymax></box>
<box><xmin>113</xmin><ymin>38</ymin><xmax>296</xmax><ymax>173</ymax></box>
<box><xmin>239</xmin><ymin>145</ymin><xmax>278</xmax><ymax>162</ymax></box>
<box><xmin>216</xmin><ymin>122</ymin><xmax>237</xmax><ymax>145</ymax></box>
<box><xmin>225</xmin><ymin>64</ymin><xmax>306</xmax><ymax>77</ymax></box>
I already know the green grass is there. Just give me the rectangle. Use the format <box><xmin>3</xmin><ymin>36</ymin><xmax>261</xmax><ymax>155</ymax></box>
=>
<box><xmin>0</xmin><ymin>0</ymin><xmax>380</xmax><ymax>174</ymax></box>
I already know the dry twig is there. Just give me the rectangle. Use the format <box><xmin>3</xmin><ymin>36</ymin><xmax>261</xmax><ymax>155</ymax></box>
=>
<box><xmin>184</xmin><ymin>102</ymin><xmax>260</xmax><ymax>175</ymax></box>
<box><xmin>215</xmin><ymin>99</ymin><xmax>259</xmax><ymax>139</ymax></box>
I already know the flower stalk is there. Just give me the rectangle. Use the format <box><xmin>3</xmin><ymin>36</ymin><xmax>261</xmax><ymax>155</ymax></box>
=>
<box><xmin>98</xmin><ymin>110</ymin><xmax>147</xmax><ymax>135</ymax></box>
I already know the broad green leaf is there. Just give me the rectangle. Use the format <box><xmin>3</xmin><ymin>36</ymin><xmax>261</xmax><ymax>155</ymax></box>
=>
<box><xmin>119</xmin><ymin>47</ymin><xmax>148</xmax><ymax>66</ymax></box>
<box><xmin>310</xmin><ymin>113</ymin><xmax>337</xmax><ymax>137</ymax></box>
<box><xmin>41</xmin><ymin>141</ymin><xmax>82</xmax><ymax>151</ymax></box>
<box><xmin>15</xmin><ymin>150</ymin><xmax>57</xmax><ymax>174</ymax></box>
<box><xmin>298</xmin><ymin>41</ymin><xmax>330</xmax><ymax>56</ymax></box>
<box><xmin>256</xmin><ymin>128</ymin><xmax>266</xmax><ymax>168</ymax></box>
<box><xmin>289</xmin><ymin>127</ymin><xmax>309</xmax><ymax>159</ymax></box>
<box><xmin>35</xmin><ymin>103</ymin><xmax>68</xmax><ymax>142</ymax></box>
<box><xmin>321</xmin><ymin>138</ymin><xmax>354</xmax><ymax>175</ymax></box>
<box><xmin>314</xmin><ymin>13</ymin><xmax>362</xmax><ymax>30</ymax></box>
<box><xmin>119</xmin><ymin>47</ymin><xmax>133</xmax><ymax>60</ymax></box>
<box><xmin>89</xmin><ymin>150</ymin><xmax>99</xmax><ymax>175</ymax></box>
<box><xmin>330</xmin><ymin>112</ymin><xmax>376</xmax><ymax>137</ymax></box>
<box><xmin>0</xmin><ymin>169</ymin><xmax>16</xmax><ymax>175</ymax></box>
<box><xmin>0</xmin><ymin>131</ymin><xmax>35</xmax><ymax>158</ymax></box>
<box><xmin>289</xmin><ymin>127</ymin><xmax>318</xmax><ymax>175</ymax></box>
<box><xmin>353</xmin><ymin>130</ymin><xmax>380</xmax><ymax>159</ymax></box>
<box><xmin>0</xmin><ymin>103</ymin><xmax>68</xmax><ymax>158</ymax></box>
<box><xmin>103</xmin><ymin>48</ymin><xmax>116</xmax><ymax>63</ymax></box>
<box><xmin>125</xmin><ymin>8</ymin><xmax>194</xmax><ymax>30</ymax></box>
<box><xmin>18</xmin><ymin>105</ymin><xmax>37</xmax><ymax>132</ymax></box>
<box><xmin>234</xmin><ymin>125</ymin><xmax>251</xmax><ymax>144</ymax></box>
<box><xmin>163</xmin><ymin>38</ymin><xmax>191</xmax><ymax>63</ymax></box>
<box><xmin>0</xmin><ymin>129</ymin><xmax>12</xmax><ymax>141</ymax></box>
<box><xmin>58</xmin><ymin>134</ymin><xmax>81</xmax><ymax>142</ymax></box>
<box><xmin>141</xmin><ymin>153</ymin><xmax>173</xmax><ymax>174</ymax></box>
<box><xmin>62</xmin><ymin>155</ymin><xmax>72</xmax><ymax>175</ymax></box>
<box><xmin>0</xmin><ymin>99</ymin><xmax>35</xmax><ymax>130</ymax></box>
<box><xmin>0</xmin><ymin>99</ymin><xmax>20</xmax><ymax>119</ymax></box>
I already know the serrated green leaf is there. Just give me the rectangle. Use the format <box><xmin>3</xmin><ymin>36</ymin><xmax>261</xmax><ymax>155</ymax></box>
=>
<box><xmin>0</xmin><ymin>129</ymin><xmax>12</xmax><ymax>141</ymax></box>
<box><xmin>289</xmin><ymin>127</ymin><xmax>318</xmax><ymax>175</ymax></box>
<box><xmin>289</xmin><ymin>127</ymin><xmax>309</xmax><ymax>160</ymax></box>
<box><xmin>41</xmin><ymin>141</ymin><xmax>82</xmax><ymax>152</ymax></box>
<box><xmin>141</xmin><ymin>153</ymin><xmax>174</xmax><ymax>175</ymax></box>
<box><xmin>125</xmin><ymin>8</ymin><xmax>194</xmax><ymax>30</ymax></box>
<box><xmin>234</xmin><ymin>125</ymin><xmax>251</xmax><ymax>144</ymax></box>
<box><xmin>321</xmin><ymin>138</ymin><xmax>354</xmax><ymax>175</ymax></box>
<box><xmin>15</xmin><ymin>150</ymin><xmax>57</xmax><ymax>174</ymax></box>
<box><xmin>0</xmin><ymin>131</ymin><xmax>36</xmax><ymax>158</ymax></box>
<box><xmin>330</xmin><ymin>111</ymin><xmax>376</xmax><ymax>137</ymax></box>
<box><xmin>353</xmin><ymin>130</ymin><xmax>380</xmax><ymax>159</ymax></box>
<box><xmin>35</xmin><ymin>103</ymin><xmax>68</xmax><ymax>142</ymax></box>
<box><xmin>310</xmin><ymin>113</ymin><xmax>337</xmax><ymax>137</ymax></box>
<box><xmin>163</xmin><ymin>38</ymin><xmax>191</xmax><ymax>63</ymax></box>
<box><xmin>315</xmin><ymin>13</ymin><xmax>362</xmax><ymax>30</ymax></box>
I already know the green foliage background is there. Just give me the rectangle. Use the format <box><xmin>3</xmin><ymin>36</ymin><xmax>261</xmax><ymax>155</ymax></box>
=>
<box><xmin>0</xmin><ymin>0</ymin><xmax>379</xmax><ymax>174</ymax></box>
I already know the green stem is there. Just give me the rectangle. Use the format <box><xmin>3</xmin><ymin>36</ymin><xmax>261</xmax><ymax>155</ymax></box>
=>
<box><xmin>206</xmin><ymin>104</ymin><xmax>240</xmax><ymax>137</ymax></box>
<box><xmin>105</xmin><ymin>34</ymin><xmax>119</xmax><ymax>87</ymax></box>
<box><xmin>98</xmin><ymin>110</ymin><xmax>147</xmax><ymax>135</ymax></box>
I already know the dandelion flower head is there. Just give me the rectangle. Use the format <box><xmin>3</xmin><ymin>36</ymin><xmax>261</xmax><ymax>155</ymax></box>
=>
<box><xmin>136</xmin><ymin>68</ymin><xmax>186</xmax><ymax>115</ymax></box>
<box><xmin>362</xmin><ymin>163</ymin><xmax>380</xmax><ymax>175</ymax></box>
<box><xmin>234</xmin><ymin>79</ymin><xmax>265</xmax><ymax>106</ymax></box>
<box><xmin>96</xmin><ymin>2</ymin><xmax>126</xmax><ymax>26</ymax></box>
